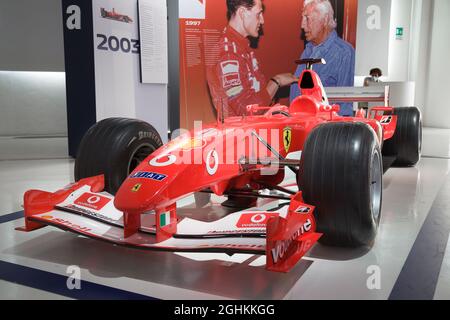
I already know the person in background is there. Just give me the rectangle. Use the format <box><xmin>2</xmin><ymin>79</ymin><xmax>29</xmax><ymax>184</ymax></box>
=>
<box><xmin>364</xmin><ymin>68</ymin><xmax>383</xmax><ymax>86</ymax></box>
<box><xmin>289</xmin><ymin>0</ymin><xmax>355</xmax><ymax>116</ymax></box>
<box><xmin>359</xmin><ymin>68</ymin><xmax>383</xmax><ymax>110</ymax></box>
<box><xmin>207</xmin><ymin>0</ymin><xmax>298</xmax><ymax>118</ymax></box>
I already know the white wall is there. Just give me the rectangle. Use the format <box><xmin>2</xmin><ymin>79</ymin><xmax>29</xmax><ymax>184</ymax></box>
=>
<box><xmin>354</xmin><ymin>0</ymin><xmax>414</xmax><ymax>80</ymax></box>
<box><xmin>423</xmin><ymin>0</ymin><xmax>450</xmax><ymax>128</ymax></box>
<box><xmin>355</xmin><ymin>0</ymin><xmax>450</xmax><ymax>129</ymax></box>
<box><xmin>0</xmin><ymin>0</ymin><xmax>67</xmax><ymax>137</ymax></box>
<box><xmin>0</xmin><ymin>0</ymin><xmax>65</xmax><ymax>72</ymax></box>
<box><xmin>0</xmin><ymin>71</ymin><xmax>67</xmax><ymax>136</ymax></box>
<box><xmin>136</xmin><ymin>85</ymin><xmax>169</xmax><ymax>142</ymax></box>
<box><xmin>384</xmin><ymin>0</ymin><xmax>450</xmax><ymax>128</ymax></box>
<box><xmin>387</xmin><ymin>0</ymin><xmax>413</xmax><ymax>81</ymax></box>
<box><xmin>409</xmin><ymin>0</ymin><xmax>433</xmax><ymax>116</ymax></box>
<box><xmin>1</xmin><ymin>0</ymin><xmax>169</xmax><ymax>141</ymax></box>
<box><xmin>355</xmin><ymin>0</ymin><xmax>391</xmax><ymax>77</ymax></box>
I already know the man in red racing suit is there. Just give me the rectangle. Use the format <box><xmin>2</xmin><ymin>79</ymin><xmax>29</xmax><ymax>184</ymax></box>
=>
<box><xmin>207</xmin><ymin>0</ymin><xmax>297</xmax><ymax>118</ymax></box>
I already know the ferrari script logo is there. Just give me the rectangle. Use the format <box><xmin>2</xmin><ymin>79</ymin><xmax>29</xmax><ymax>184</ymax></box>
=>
<box><xmin>283</xmin><ymin>127</ymin><xmax>292</xmax><ymax>153</ymax></box>
<box><xmin>131</xmin><ymin>183</ymin><xmax>142</xmax><ymax>192</ymax></box>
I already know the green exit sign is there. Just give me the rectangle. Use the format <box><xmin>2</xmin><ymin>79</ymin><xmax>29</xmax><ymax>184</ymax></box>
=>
<box><xmin>396</xmin><ymin>27</ymin><xmax>404</xmax><ymax>39</ymax></box>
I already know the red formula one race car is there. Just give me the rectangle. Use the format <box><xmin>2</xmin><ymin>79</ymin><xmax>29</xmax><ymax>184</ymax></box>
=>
<box><xmin>18</xmin><ymin>59</ymin><xmax>422</xmax><ymax>272</ymax></box>
<box><xmin>100</xmin><ymin>8</ymin><xmax>133</xmax><ymax>23</ymax></box>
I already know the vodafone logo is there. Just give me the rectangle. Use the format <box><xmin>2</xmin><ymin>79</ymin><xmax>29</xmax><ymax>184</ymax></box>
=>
<box><xmin>87</xmin><ymin>195</ymin><xmax>101</xmax><ymax>204</ymax></box>
<box><xmin>236</xmin><ymin>213</ymin><xmax>277</xmax><ymax>228</ymax></box>
<box><xmin>206</xmin><ymin>149</ymin><xmax>219</xmax><ymax>175</ymax></box>
<box><xmin>270</xmin><ymin>219</ymin><xmax>313</xmax><ymax>264</ymax></box>
<box><xmin>149</xmin><ymin>154</ymin><xmax>177</xmax><ymax>167</ymax></box>
<box><xmin>74</xmin><ymin>193</ymin><xmax>110</xmax><ymax>211</ymax></box>
<box><xmin>250</xmin><ymin>214</ymin><xmax>266</xmax><ymax>224</ymax></box>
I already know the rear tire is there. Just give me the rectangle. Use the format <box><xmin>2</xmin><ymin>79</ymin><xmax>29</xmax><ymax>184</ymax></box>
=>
<box><xmin>75</xmin><ymin>118</ymin><xmax>163</xmax><ymax>194</ymax></box>
<box><xmin>298</xmin><ymin>122</ymin><xmax>383</xmax><ymax>247</ymax></box>
<box><xmin>382</xmin><ymin>107</ymin><xmax>422</xmax><ymax>166</ymax></box>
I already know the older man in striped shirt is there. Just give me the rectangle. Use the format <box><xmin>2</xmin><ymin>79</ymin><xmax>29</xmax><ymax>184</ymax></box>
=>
<box><xmin>289</xmin><ymin>0</ymin><xmax>355</xmax><ymax>116</ymax></box>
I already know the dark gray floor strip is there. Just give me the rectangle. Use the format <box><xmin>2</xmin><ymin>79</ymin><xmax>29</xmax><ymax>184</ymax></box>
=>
<box><xmin>0</xmin><ymin>211</ymin><xmax>24</xmax><ymax>224</ymax></box>
<box><xmin>0</xmin><ymin>260</ymin><xmax>157</xmax><ymax>300</ymax></box>
<box><xmin>389</xmin><ymin>173</ymin><xmax>450</xmax><ymax>300</ymax></box>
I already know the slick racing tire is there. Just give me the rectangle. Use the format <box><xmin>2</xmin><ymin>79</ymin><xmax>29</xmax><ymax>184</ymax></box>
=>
<box><xmin>298</xmin><ymin>122</ymin><xmax>383</xmax><ymax>247</ymax></box>
<box><xmin>382</xmin><ymin>107</ymin><xmax>422</xmax><ymax>166</ymax></box>
<box><xmin>75</xmin><ymin>118</ymin><xmax>163</xmax><ymax>195</ymax></box>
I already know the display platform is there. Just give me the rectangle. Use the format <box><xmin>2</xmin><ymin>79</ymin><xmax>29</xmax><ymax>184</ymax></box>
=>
<box><xmin>1</xmin><ymin>157</ymin><xmax>450</xmax><ymax>299</ymax></box>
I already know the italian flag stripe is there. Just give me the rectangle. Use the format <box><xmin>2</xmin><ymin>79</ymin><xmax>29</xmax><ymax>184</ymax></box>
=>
<box><xmin>160</xmin><ymin>211</ymin><xmax>170</xmax><ymax>228</ymax></box>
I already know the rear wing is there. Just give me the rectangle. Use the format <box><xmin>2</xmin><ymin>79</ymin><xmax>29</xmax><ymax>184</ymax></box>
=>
<box><xmin>325</xmin><ymin>86</ymin><xmax>390</xmax><ymax>106</ymax></box>
<box><xmin>325</xmin><ymin>87</ymin><xmax>397</xmax><ymax>141</ymax></box>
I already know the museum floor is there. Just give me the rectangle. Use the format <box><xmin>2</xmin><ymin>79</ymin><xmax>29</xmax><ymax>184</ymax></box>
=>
<box><xmin>0</xmin><ymin>127</ymin><xmax>450</xmax><ymax>300</ymax></box>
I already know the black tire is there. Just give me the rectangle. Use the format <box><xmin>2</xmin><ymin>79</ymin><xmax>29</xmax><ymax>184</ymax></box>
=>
<box><xmin>382</xmin><ymin>107</ymin><xmax>422</xmax><ymax>166</ymax></box>
<box><xmin>75</xmin><ymin>118</ymin><xmax>163</xmax><ymax>194</ymax></box>
<box><xmin>298</xmin><ymin>122</ymin><xmax>383</xmax><ymax>247</ymax></box>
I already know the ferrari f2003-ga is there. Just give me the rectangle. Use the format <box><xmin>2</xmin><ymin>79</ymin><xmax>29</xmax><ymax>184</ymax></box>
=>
<box><xmin>18</xmin><ymin>59</ymin><xmax>422</xmax><ymax>272</ymax></box>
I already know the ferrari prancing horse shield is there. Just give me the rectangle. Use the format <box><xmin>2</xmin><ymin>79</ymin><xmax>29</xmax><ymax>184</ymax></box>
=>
<box><xmin>131</xmin><ymin>183</ymin><xmax>142</xmax><ymax>192</ymax></box>
<box><xmin>283</xmin><ymin>127</ymin><xmax>292</xmax><ymax>153</ymax></box>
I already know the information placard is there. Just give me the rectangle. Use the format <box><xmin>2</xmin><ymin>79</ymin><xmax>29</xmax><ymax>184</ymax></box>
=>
<box><xmin>138</xmin><ymin>0</ymin><xmax>168</xmax><ymax>84</ymax></box>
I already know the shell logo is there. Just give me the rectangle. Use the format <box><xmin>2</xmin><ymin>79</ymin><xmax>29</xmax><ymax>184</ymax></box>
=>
<box><xmin>41</xmin><ymin>215</ymin><xmax>54</xmax><ymax>220</ymax></box>
<box><xmin>180</xmin><ymin>138</ymin><xmax>205</xmax><ymax>151</ymax></box>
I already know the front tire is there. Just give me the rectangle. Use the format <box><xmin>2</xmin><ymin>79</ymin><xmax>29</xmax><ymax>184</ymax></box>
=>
<box><xmin>298</xmin><ymin>122</ymin><xmax>383</xmax><ymax>247</ymax></box>
<box><xmin>75</xmin><ymin>118</ymin><xmax>163</xmax><ymax>194</ymax></box>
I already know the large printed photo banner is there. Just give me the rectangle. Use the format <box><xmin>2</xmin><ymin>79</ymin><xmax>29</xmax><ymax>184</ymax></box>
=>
<box><xmin>179</xmin><ymin>0</ymin><xmax>358</xmax><ymax>129</ymax></box>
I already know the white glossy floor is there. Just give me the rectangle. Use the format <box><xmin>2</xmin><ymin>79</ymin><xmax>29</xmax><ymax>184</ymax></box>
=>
<box><xmin>1</xmin><ymin>128</ymin><xmax>450</xmax><ymax>300</ymax></box>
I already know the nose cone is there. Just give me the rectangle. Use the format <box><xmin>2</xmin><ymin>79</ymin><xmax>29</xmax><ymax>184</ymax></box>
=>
<box><xmin>113</xmin><ymin>126</ymin><xmax>242</xmax><ymax>213</ymax></box>
<box><xmin>114</xmin><ymin>168</ymin><xmax>171</xmax><ymax>213</ymax></box>
<box><xmin>113</xmin><ymin>139</ymin><xmax>196</xmax><ymax>213</ymax></box>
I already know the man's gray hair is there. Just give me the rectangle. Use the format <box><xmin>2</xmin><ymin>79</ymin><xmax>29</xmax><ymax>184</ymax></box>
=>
<box><xmin>304</xmin><ymin>0</ymin><xmax>337</xmax><ymax>30</ymax></box>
